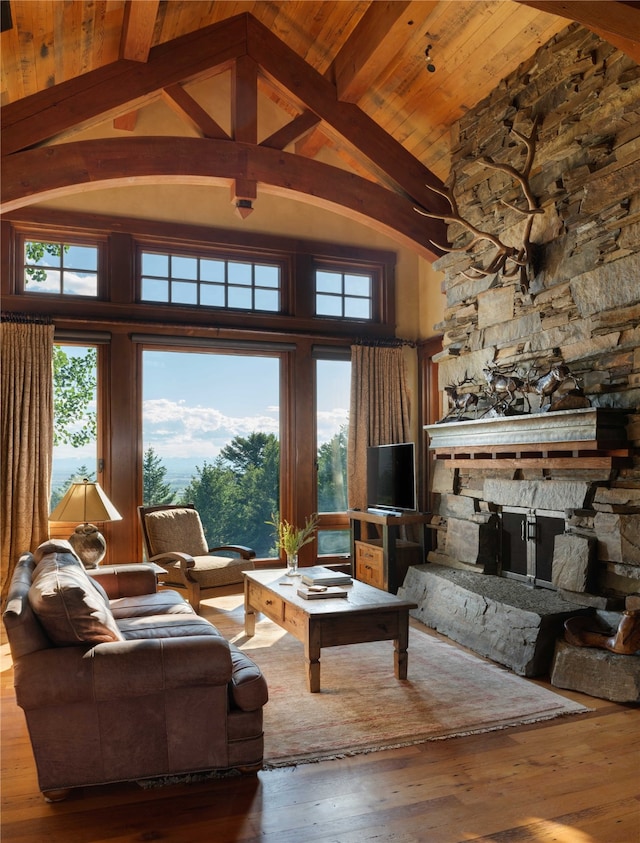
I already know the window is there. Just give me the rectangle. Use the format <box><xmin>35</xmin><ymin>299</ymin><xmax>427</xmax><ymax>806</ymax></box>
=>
<box><xmin>140</xmin><ymin>250</ymin><xmax>281</xmax><ymax>312</ymax></box>
<box><xmin>23</xmin><ymin>241</ymin><xmax>99</xmax><ymax>296</ymax></box>
<box><xmin>142</xmin><ymin>349</ymin><xmax>280</xmax><ymax>558</ymax></box>
<box><xmin>315</xmin><ymin>269</ymin><xmax>372</xmax><ymax>319</ymax></box>
<box><xmin>50</xmin><ymin>345</ymin><xmax>98</xmax><ymax>509</ymax></box>
<box><xmin>316</xmin><ymin>356</ymin><xmax>351</xmax><ymax>556</ymax></box>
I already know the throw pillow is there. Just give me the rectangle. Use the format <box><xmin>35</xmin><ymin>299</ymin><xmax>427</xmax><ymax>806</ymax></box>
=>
<box><xmin>29</xmin><ymin>554</ymin><xmax>124</xmax><ymax>646</ymax></box>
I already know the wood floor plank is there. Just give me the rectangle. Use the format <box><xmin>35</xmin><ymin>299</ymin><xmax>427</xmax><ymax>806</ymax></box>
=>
<box><xmin>2</xmin><ymin>599</ymin><xmax>638</xmax><ymax>843</ymax></box>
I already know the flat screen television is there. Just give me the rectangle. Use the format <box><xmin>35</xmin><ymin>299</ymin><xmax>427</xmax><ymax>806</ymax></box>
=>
<box><xmin>366</xmin><ymin>442</ymin><xmax>416</xmax><ymax>514</ymax></box>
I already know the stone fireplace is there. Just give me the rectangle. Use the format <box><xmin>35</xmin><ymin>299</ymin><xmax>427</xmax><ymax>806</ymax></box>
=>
<box><xmin>400</xmin><ymin>24</ymin><xmax>639</xmax><ymax>699</ymax></box>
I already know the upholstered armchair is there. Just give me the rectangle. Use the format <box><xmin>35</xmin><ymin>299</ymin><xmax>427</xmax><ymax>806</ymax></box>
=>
<box><xmin>138</xmin><ymin>504</ymin><xmax>256</xmax><ymax>613</ymax></box>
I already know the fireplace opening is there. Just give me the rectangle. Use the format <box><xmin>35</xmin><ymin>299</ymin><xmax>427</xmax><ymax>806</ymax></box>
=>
<box><xmin>499</xmin><ymin>508</ymin><xmax>565</xmax><ymax>589</ymax></box>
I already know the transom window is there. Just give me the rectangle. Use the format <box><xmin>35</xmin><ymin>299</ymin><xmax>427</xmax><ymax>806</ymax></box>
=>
<box><xmin>23</xmin><ymin>241</ymin><xmax>99</xmax><ymax>297</ymax></box>
<box><xmin>140</xmin><ymin>250</ymin><xmax>281</xmax><ymax>312</ymax></box>
<box><xmin>315</xmin><ymin>269</ymin><xmax>372</xmax><ymax>320</ymax></box>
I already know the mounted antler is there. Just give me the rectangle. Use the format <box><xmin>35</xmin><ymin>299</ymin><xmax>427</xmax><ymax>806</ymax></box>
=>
<box><xmin>416</xmin><ymin>117</ymin><xmax>544</xmax><ymax>291</ymax></box>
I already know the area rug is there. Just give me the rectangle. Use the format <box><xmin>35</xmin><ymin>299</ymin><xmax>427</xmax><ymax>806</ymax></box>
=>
<box><xmin>203</xmin><ymin>597</ymin><xmax>590</xmax><ymax>769</ymax></box>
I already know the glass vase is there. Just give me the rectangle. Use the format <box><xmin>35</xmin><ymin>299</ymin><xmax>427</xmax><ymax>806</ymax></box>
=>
<box><xmin>286</xmin><ymin>553</ymin><xmax>300</xmax><ymax>576</ymax></box>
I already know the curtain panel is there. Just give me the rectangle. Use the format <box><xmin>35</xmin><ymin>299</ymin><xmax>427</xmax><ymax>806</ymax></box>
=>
<box><xmin>1</xmin><ymin>319</ymin><xmax>54</xmax><ymax>603</ymax></box>
<box><xmin>347</xmin><ymin>344</ymin><xmax>412</xmax><ymax>511</ymax></box>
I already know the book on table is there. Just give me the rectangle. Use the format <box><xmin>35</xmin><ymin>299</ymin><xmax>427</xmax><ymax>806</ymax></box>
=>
<box><xmin>300</xmin><ymin>566</ymin><xmax>352</xmax><ymax>587</ymax></box>
<box><xmin>297</xmin><ymin>585</ymin><xmax>349</xmax><ymax>600</ymax></box>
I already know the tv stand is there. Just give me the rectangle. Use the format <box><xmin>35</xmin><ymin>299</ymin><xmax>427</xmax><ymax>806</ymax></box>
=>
<box><xmin>348</xmin><ymin>509</ymin><xmax>428</xmax><ymax>594</ymax></box>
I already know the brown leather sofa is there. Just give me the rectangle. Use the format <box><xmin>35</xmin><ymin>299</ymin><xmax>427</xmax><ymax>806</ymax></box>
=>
<box><xmin>3</xmin><ymin>540</ymin><xmax>268</xmax><ymax>801</ymax></box>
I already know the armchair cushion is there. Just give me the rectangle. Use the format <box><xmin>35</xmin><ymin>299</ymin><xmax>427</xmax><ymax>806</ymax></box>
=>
<box><xmin>144</xmin><ymin>507</ymin><xmax>208</xmax><ymax>557</ymax></box>
<box><xmin>164</xmin><ymin>554</ymin><xmax>253</xmax><ymax>588</ymax></box>
<box><xmin>28</xmin><ymin>552</ymin><xmax>124</xmax><ymax>646</ymax></box>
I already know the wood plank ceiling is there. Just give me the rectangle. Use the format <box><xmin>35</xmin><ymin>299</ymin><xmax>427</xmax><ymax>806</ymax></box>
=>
<box><xmin>1</xmin><ymin>1</ymin><xmax>638</xmax><ymax>255</ymax></box>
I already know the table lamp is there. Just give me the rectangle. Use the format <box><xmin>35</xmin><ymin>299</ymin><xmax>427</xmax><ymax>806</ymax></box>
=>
<box><xmin>49</xmin><ymin>478</ymin><xmax>122</xmax><ymax>568</ymax></box>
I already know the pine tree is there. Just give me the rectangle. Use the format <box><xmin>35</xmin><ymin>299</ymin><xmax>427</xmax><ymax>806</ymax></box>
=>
<box><xmin>142</xmin><ymin>447</ymin><xmax>175</xmax><ymax>506</ymax></box>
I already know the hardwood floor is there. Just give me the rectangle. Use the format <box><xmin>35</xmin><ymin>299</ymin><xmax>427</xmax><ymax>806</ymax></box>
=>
<box><xmin>2</xmin><ymin>597</ymin><xmax>638</xmax><ymax>843</ymax></box>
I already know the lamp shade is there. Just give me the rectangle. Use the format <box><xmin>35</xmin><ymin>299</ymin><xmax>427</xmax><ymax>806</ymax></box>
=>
<box><xmin>49</xmin><ymin>479</ymin><xmax>122</xmax><ymax>523</ymax></box>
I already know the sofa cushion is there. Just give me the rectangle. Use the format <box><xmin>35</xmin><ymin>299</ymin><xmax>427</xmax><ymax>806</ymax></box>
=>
<box><xmin>109</xmin><ymin>590</ymin><xmax>194</xmax><ymax>619</ymax></box>
<box><xmin>29</xmin><ymin>553</ymin><xmax>124</xmax><ymax>646</ymax></box>
<box><xmin>116</xmin><ymin>613</ymin><xmax>225</xmax><ymax>640</ymax></box>
<box><xmin>144</xmin><ymin>507</ymin><xmax>209</xmax><ymax>557</ymax></box>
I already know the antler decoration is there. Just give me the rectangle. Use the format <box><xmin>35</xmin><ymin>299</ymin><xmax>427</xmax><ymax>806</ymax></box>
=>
<box><xmin>416</xmin><ymin>117</ymin><xmax>544</xmax><ymax>291</ymax></box>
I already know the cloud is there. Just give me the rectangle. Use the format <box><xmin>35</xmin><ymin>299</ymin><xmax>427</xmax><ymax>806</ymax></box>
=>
<box><xmin>143</xmin><ymin>398</ymin><xmax>280</xmax><ymax>457</ymax></box>
<box><xmin>26</xmin><ymin>268</ymin><xmax>97</xmax><ymax>296</ymax></box>
<box><xmin>317</xmin><ymin>407</ymin><xmax>349</xmax><ymax>444</ymax></box>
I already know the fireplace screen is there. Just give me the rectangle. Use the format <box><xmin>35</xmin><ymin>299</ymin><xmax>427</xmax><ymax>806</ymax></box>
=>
<box><xmin>500</xmin><ymin>508</ymin><xmax>565</xmax><ymax>588</ymax></box>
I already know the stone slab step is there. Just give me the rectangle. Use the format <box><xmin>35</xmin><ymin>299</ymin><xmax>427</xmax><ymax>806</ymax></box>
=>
<box><xmin>399</xmin><ymin>563</ymin><xmax>590</xmax><ymax>677</ymax></box>
<box><xmin>551</xmin><ymin>640</ymin><xmax>640</xmax><ymax>702</ymax></box>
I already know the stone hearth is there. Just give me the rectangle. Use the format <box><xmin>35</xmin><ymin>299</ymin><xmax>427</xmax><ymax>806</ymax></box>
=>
<box><xmin>399</xmin><ymin>564</ymin><xmax>591</xmax><ymax>677</ymax></box>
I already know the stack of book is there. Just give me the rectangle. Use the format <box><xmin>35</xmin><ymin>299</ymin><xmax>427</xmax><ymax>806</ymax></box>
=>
<box><xmin>297</xmin><ymin>584</ymin><xmax>349</xmax><ymax>600</ymax></box>
<box><xmin>300</xmin><ymin>566</ymin><xmax>352</xmax><ymax>587</ymax></box>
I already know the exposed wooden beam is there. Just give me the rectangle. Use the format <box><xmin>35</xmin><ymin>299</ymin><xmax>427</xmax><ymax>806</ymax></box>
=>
<box><xmin>330</xmin><ymin>1</ymin><xmax>438</xmax><ymax>104</ymax></box>
<box><xmin>514</xmin><ymin>1</ymin><xmax>640</xmax><ymax>62</ymax></box>
<box><xmin>245</xmin><ymin>15</ymin><xmax>447</xmax><ymax>214</ymax></box>
<box><xmin>232</xmin><ymin>54</ymin><xmax>258</xmax><ymax>144</ymax></box>
<box><xmin>115</xmin><ymin>0</ymin><xmax>160</xmax><ymax>132</ymax></box>
<box><xmin>1</xmin><ymin>15</ymin><xmax>248</xmax><ymax>156</ymax></box>
<box><xmin>261</xmin><ymin>111</ymin><xmax>321</xmax><ymax>151</ymax></box>
<box><xmin>0</xmin><ymin>137</ymin><xmax>446</xmax><ymax>260</ymax></box>
<box><xmin>120</xmin><ymin>0</ymin><xmax>159</xmax><ymax>62</ymax></box>
<box><xmin>113</xmin><ymin>112</ymin><xmax>138</xmax><ymax>132</ymax></box>
<box><xmin>295</xmin><ymin>127</ymin><xmax>330</xmax><ymax>159</ymax></box>
<box><xmin>162</xmin><ymin>84</ymin><xmax>230</xmax><ymax>140</ymax></box>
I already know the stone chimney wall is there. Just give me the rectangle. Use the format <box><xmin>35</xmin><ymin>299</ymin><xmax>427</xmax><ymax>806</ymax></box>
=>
<box><xmin>428</xmin><ymin>24</ymin><xmax>640</xmax><ymax>604</ymax></box>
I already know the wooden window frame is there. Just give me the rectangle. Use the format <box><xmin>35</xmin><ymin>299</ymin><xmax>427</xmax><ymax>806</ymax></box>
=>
<box><xmin>1</xmin><ymin>209</ymin><xmax>397</xmax><ymax>565</ymax></box>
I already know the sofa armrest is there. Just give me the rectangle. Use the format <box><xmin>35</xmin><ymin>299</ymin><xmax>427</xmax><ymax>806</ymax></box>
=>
<box><xmin>14</xmin><ymin>636</ymin><xmax>233</xmax><ymax>709</ymax></box>
<box><xmin>229</xmin><ymin>644</ymin><xmax>269</xmax><ymax>711</ymax></box>
<box><xmin>88</xmin><ymin>564</ymin><xmax>159</xmax><ymax>598</ymax></box>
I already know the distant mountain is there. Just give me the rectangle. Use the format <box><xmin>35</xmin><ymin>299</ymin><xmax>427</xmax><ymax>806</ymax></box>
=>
<box><xmin>52</xmin><ymin>456</ymin><xmax>204</xmax><ymax>493</ymax></box>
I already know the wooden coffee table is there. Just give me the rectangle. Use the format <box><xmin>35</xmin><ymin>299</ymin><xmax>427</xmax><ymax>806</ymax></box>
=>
<box><xmin>243</xmin><ymin>569</ymin><xmax>418</xmax><ymax>693</ymax></box>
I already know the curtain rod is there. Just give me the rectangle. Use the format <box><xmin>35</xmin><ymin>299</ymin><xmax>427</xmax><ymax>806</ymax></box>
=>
<box><xmin>352</xmin><ymin>337</ymin><xmax>416</xmax><ymax>348</ymax></box>
<box><xmin>1</xmin><ymin>312</ymin><xmax>52</xmax><ymax>324</ymax></box>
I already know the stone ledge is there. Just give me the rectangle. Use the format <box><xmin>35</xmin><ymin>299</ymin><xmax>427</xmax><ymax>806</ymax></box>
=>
<box><xmin>399</xmin><ymin>564</ymin><xmax>590</xmax><ymax>677</ymax></box>
<box><xmin>550</xmin><ymin>640</ymin><xmax>640</xmax><ymax>702</ymax></box>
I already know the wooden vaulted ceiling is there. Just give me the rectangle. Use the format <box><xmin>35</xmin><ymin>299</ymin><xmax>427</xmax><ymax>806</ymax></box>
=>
<box><xmin>1</xmin><ymin>1</ymin><xmax>639</xmax><ymax>258</ymax></box>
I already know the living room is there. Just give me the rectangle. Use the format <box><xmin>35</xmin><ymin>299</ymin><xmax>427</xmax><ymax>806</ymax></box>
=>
<box><xmin>1</xmin><ymin>2</ymin><xmax>639</xmax><ymax>841</ymax></box>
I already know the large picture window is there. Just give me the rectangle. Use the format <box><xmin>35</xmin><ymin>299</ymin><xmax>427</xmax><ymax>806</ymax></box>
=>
<box><xmin>142</xmin><ymin>349</ymin><xmax>281</xmax><ymax>558</ymax></box>
<box><xmin>7</xmin><ymin>214</ymin><xmax>396</xmax><ymax>565</ymax></box>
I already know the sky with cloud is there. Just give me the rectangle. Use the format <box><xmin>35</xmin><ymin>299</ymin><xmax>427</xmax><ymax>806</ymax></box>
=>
<box><xmin>53</xmin><ymin>347</ymin><xmax>350</xmax><ymax>470</ymax></box>
<box><xmin>142</xmin><ymin>351</ymin><xmax>350</xmax><ymax>459</ymax></box>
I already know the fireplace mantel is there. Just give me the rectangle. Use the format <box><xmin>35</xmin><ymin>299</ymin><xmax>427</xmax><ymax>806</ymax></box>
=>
<box><xmin>425</xmin><ymin>407</ymin><xmax>630</xmax><ymax>469</ymax></box>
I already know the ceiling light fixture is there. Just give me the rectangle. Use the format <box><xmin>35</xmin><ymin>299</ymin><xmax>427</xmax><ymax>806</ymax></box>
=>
<box><xmin>424</xmin><ymin>45</ymin><xmax>436</xmax><ymax>73</ymax></box>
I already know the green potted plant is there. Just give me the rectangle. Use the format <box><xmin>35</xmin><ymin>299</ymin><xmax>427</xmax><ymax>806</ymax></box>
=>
<box><xmin>268</xmin><ymin>512</ymin><xmax>318</xmax><ymax>576</ymax></box>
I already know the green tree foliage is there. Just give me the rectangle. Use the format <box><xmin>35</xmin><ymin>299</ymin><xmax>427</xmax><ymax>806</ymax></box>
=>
<box><xmin>180</xmin><ymin>432</ymin><xmax>280</xmax><ymax>557</ymax></box>
<box><xmin>53</xmin><ymin>346</ymin><xmax>97</xmax><ymax>448</ymax></box>
<box><xmin>50</xmin><ymin>465</ymin><xmax>95</xmax><ymax>510</ymax></box>
<box><xmin>180</xmin><ymin>459</ymin><xmax>237</xmax><ymax>545</ymax></box>
<box><xmin>25</xmin><ymin>241</ymin><xmax>65</xmax><ymax>284</ymax></box>
<box><xmin>317</xmin><ymin>425</ymin><xmax>348</xmax><ymax>512</ymax></box>
<box><xmin>142</xmin><ymin>446</ymin><xmax>175</xmax><ymax>506</ymax></box>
